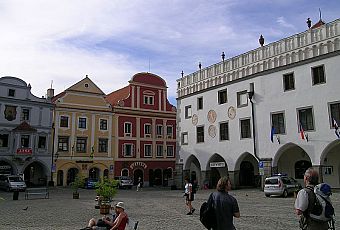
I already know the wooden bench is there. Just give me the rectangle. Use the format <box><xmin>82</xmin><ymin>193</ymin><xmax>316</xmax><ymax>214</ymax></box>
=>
<box><xmin>25</xmin><ymin>187</ymin><xmax>49</xmax><ymax>200</ymax></box>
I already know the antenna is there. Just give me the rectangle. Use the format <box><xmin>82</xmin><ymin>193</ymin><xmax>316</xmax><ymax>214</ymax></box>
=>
<box><xmin>51</xmin><ymin>80</ymin><xmax>53</xmax><ymax>89</ymax></box>
<box><xmin>148</xmin><ymin>58</ymin><xmax>151</xmax><ymax>73</ymax></box>
<box><xmin>319</xmin><ymin>8</ymin><xmax>322</xmax><ymax>21</ymax></box>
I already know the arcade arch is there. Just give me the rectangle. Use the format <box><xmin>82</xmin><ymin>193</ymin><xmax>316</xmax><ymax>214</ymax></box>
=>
<box><xmin>320</xmin><ymin>140</ymin><xmax>340</xmax><ymax>188</ymax></box>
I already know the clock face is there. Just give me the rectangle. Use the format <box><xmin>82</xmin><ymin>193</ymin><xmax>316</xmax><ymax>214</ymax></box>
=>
<box><xmin>208</xmin><ymin>125</ymin><xmax>216</xmax><ymax>138</ymax></box>
<box><xmin>192</xmin><ymin>114</ymin><xmax>198</xmax><ymax>126</ymax></box>
<box><xmin>228</xmin><ymin>106</ymin><xmax>236</xmax><ymax>119</ymax></box>
<box><xmin>207</xmin><ymin>110</ymin><xmax>217</xmax><ymax>123</ymax></box>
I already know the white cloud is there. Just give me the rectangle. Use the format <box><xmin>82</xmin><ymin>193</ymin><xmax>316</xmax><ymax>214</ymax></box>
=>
<box><xmin>0</xmin><ymin>0</ymin><xmax>339</xmax><ymax>103</ymax></box>
<box><xmin>276</xmin><ymin>16</ymin><xmax>296</xmax><ymax>30</ymax></box>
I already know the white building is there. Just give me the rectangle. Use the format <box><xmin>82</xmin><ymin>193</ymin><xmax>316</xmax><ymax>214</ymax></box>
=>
<box><xmin>0</xmin><ymin>77</ymin><xmax>54</xmax><ymax>186</ymax></box>
<box><xmin>176</xmin><ymin>18</ymin><xmax>340</xmax><ymax>189</ymax></box>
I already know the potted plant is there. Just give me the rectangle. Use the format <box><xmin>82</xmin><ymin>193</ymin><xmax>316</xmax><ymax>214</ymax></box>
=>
<box><xmin>71</xmin><ymin>174</ymin><xmax>85</xmax><ymax>199</ymax></box>
<box><xmin>95</xmin><ymin>178</ymin><xmax>118</xmax><ymax>214</ymax></box>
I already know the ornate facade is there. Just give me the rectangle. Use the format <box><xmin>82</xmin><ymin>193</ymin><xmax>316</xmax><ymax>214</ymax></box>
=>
<box><xmin>177</xmin><ymin>18</ymin><xmax>340</xmax><ymax>188</ymax></box>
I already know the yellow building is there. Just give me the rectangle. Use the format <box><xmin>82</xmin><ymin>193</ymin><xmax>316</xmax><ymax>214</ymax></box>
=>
<box><xmin>51</xmin><ymin>76</ymin><xmax>114</xmax><ymax>186</ymax></box>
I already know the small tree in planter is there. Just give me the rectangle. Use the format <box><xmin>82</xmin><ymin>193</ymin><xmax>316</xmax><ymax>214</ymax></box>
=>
<box><xmin>95</xmin><ymin>178</ymin><xmax>118</xmax><ymax>214</ymax></box>
<box><xmin>71</xmin><ymin>174</ymin><xmax>85</xmax><ymax>199</ymax></box>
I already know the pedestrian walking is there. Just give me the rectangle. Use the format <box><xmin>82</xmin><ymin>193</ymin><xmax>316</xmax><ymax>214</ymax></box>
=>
<box><xmin>184</xmin><ymin>178</ymin><xmax>195</xmax><ymax>215</ymax></box>
<box><xmin>294</xmin><ymin>167</ymin><xmax>329</xmax><ymax>230</ymax></box>
<box><xmin>136</xmin><ymin>177</ymin><xmax>142</xmax><ymax>192</ymax></box>
<box><xmin>206</xmin><ymin>176</ymin><xmax>240</xmax><ymax>230</ymax></box>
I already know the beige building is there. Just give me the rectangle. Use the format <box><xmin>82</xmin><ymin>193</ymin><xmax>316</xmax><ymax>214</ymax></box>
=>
<box><xmin>51</xmin><ymin>76</ymin><xmax>114</xmax><ymax>186</ymax></box>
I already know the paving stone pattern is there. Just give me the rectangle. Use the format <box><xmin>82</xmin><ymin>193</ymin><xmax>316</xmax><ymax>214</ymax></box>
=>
<box><xmin>0</xmin><ymin>187</ymin><xmax>339</xmax><ymax>230</ymax></box>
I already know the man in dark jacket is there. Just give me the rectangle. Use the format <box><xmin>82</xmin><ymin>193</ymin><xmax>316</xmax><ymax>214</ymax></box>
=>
<box><xmin>207</xmin><ymin>176</ymin><xmax>240</xmax><ymax>230</ymax></box>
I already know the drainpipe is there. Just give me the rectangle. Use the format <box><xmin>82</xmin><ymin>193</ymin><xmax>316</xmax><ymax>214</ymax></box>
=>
<box><xmin>248</xmin><ymin>83</ymin><xmax>259</xmax><ymax>161</ymax></box>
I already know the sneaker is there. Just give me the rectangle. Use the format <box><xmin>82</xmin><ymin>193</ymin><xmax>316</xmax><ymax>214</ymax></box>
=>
<box><xmin>186</xmin><ymin>212</ymin><xmax>192</xmax><ymax>215</ymax></box>
<box><xmin>192</xmin><ymin>208</ymin><xmax>195</xmax><ymax>214</ymax></box>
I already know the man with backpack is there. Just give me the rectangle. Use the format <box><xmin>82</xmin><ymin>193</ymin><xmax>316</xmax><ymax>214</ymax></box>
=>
<box><xmin>294</xmin><ymin>167</ymin><xmax>334</xmax><ymax>230</ymax></box>
<box><xmin>200</xmin><ymin>176</ymin><xmax>240</xmax><ymax>230</ymax></box>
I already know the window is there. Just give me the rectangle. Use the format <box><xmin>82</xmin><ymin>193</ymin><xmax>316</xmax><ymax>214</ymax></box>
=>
<box><xmin>166</xmin><ymin>145</ymin><xmax>174</xmax><ymax>157</ymax></box>
<box><xmin>240</xmin><ymin>119</ymin><xmax>251</xmax><ymax>138</ymax></box>
<box><xmin>8</xmin><ymin>89</ymin><xmax>15</xmax><ymax>97</ymax></box>
<box><xmin>100</xmin><ymin>119</ymin><xmax>108</xmax><ymax>130</ymax></box>
<box><xmin>271</xmin><ymin>112</ymin><xmax>285</xmax><ymax>134</ymax></box>
<box><xmin>76</xmin><ymin>137</ymin><xmax>87</xmax><ymax>152</ymax></box>
<box><xmin>298</xmin><ymin>107</ymin><xmax>314</xmax><ymax>131</ymax></box>
<box><xmin>283</xmin><ymin>73</ymin><xmax>295</xmax><ymax>91</ymax></box>
<box><xmin>156</xmin><ymin>145</ymin><xmax>163</xmax><ymax>157</ymax></box>
<box><xmin>197</xmin><ymin>97</ymin><xmax>203</xmax><ymax>110</ymax></box>
<box><xmin>144</xmin><ymin>144</ymin><xmax>152</xmax><ymax>157</ymax></box>
<box><xmin>143</xmin><ymin>95</ymin><xmax>154</xmax><ymax>105</ymax></box>
<box><xmin>181</xmin><ymin>132</ymin><xmax>188</xmax><ymax>145</ymax></box>
<box><xmin>78</xmin><ymin>117</ymin><xmax>87</xmax><ymax>129</ymax></box>
<box><xmin>220</xmin><ymin>122</ymin><xmax>229</xmax><ymax>141</ymax></box>
<box><xmin>312</xmin><ymin>65</ymin><xmax>325</xmax><ymax>85</ymax></box>
<box><xmin>58</xmin><ymin>136</ymin><xmax>69</xmax><ymax>151</ymax></box>
<box><xmin>166</xmin><ymin>126</ymin><xmax>173</xmax><ymax>138</ymax></box>
<box><xmin>196</xmin><ymin>126</ymin><xmax>204</xmax><ymax>143</ymax></box>
<box><xmin>0</xmin><ymin>134</ymin><xmax>9</xmax><ymax>147</ymax></box>
<box><xmin>185</xmin><ymin>105</ymin><xmax>192</xmax><ymax>119</ymax></box>
<box><xmin>123</xmin><ymin>144</ymin><xmax>133</xmax><ymax>157</ymax></box>
<box><xmin>21</xmin><ymin>108</ymin><xmax>30</xmax><ymax>121</ymax></box>
<box><xmin>144</xmin><ymin>124</ymin><xmax>151</xmax><ymax>136</ymax></box>
<box><xmin>156</xmin><ymin>125</ymin><xmax>163</xmax><ymax>137</ymax></box>
<box><xmin>60</xmin><ymin>116</ymin><xmax>69</xmax><ymax>128</ymax></box>
<box><xmin>218</xmin><ymin>89</ymin><xmax>228</xmax><ymax>104</ymax></box>
<box><xmin>98</xmin><ymin>138</ymin><xmax>108</xmax><ymax>153</ymax></box>
<box><xmin>21</xmin><ymin>135</ymin><xmax>30</xmax><ymax>147</ymax></box>
<box><xmin>237</xmin><ymin>91</ymin><xmax>248</xmax><ymax>107</ymax></box>
<box><xmin>330</xmin><ymin>102</ymin><xmax>340</xmax><ymax>126</ymax></box>
<box><xmin>124</xmin><ymin>122</ymin><xmax>132</xmax><ymax>136</ymax></box>
<box><xmin>38</xmin><ymin>136</ymin><xmax>46</xmax><ymax>149</ymax></box>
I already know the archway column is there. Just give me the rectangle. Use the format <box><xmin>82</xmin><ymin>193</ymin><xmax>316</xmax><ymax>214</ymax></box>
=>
<box><xmin>228</xmin><ymin>171</ymin><xmax>237</xmax><ymax>190</ymax></box>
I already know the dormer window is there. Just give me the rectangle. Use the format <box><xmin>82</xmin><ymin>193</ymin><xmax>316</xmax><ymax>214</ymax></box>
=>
<box><xmin>143</xmin><ymin>90</ymin><xmax>155</xmax><ymax>105</ymax></box>
<box><xmin>8</xmin><ymin>89</ymin><xmax>15</xmax><ymax>97</ymax></box>
<box><xmin>143</xmin><ymin>95</ymin><xmax>154</xmax><ymax>105</ymax></box>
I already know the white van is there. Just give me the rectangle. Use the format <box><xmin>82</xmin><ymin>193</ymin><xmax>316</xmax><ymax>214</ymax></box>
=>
<box><xmin>0</xmin><ymin>175</ymin><xmax>27</xmax><ymax>192</ymax></box>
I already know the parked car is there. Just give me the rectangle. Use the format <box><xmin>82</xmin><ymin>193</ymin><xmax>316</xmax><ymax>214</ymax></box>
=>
<box><xmin>84</xmin><ymin>178</ymin><xmax>98</xmax><ymax>189</ymax></box>
<box><xmin>114</xmin><ymin>176</ymin><xmax>133</xmax><ymax>189</ymax></box>
<box><xmin>264</xmin><ymin>174</ymin><xmax>302</xmax><ymax>198</ymax></box>
<box><xmin>0</xmin><ymin>174</ymin><xmax>27</xmax><ymax>192</ymax></box>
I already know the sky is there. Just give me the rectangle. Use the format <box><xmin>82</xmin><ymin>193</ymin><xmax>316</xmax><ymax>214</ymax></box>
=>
<box><xmin>1</xmin><ymin>0</ymin><xmax>340</xmax><ymax>105</ymax></box>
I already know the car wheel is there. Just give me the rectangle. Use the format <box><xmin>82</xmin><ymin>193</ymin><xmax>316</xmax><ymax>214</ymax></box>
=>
<box><xmin>6</xmin><ymin>186</ymin><xmax>10</xmax><ymax>192</ymax></box>
<box><xmin>265</xmin><ymin>194</ymin><xmax>270</xmax><ymax>197</ymax></box>
<box><xmin>282</xmin><ymin>190</ymin><xmax>288</xmax><ymax>198</ymax></box>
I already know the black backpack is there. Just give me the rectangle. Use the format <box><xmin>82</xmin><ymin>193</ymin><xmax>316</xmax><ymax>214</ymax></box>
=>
<box><xmin>200</xmin><ymin>201</ymin><xmax>216</xmax><ymax>229</ymax></box>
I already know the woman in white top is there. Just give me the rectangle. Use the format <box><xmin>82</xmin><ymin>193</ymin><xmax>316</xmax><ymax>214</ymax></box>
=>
<box><xmin>184</xmin><ymin>178</ymin><xmax>195</xmax><ymax>215</ymax></box>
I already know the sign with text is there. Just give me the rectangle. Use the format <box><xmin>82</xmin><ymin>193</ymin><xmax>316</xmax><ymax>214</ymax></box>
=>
<box><xmin>210</xmin><ymin>162</ymin><xmax>226</xmax><ymax>168</ymax></box>
<box><xmin>130</xmin><ymin>161</ymin><xmax>147</xmax><ymax>169</ymax></box>
<box><xmin>16</xmin><ymin>148</ymin><xmax>32</xmax><ymax>155</ymax></box>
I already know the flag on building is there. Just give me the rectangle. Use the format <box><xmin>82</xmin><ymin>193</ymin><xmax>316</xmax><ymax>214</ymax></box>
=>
<box><xmin>270</xmin><ymin>126</ymin><xmax>275</xmax><ymax>142</ymax></box>
<box><xmin>333</xmin><ymin>118</ymin><xmax>340</xmax><ymax>139</ymax></box>
<box><xmin>299</xmin><ymin>123</ymin><xmax>308</xmax><ymax>141</ymax></box>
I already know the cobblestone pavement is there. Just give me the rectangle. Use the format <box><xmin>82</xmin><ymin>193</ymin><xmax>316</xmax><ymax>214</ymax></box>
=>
<box><xmin>0</xmin><ymin>187</ymin><xmax>339</xmax><ymax>230</ymax></box>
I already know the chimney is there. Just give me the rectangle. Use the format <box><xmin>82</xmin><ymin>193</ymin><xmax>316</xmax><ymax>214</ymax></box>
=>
<box><xmin>47</xmin><ymin>88</ymin><xmax>54</xmax><ymax>99</ymax></box>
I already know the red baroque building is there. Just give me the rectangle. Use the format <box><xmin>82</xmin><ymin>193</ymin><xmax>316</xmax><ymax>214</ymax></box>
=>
<box><xmin>106</xmin><ymin>72</ymin><xmax>177</xmax><ymax>187</ymax></box>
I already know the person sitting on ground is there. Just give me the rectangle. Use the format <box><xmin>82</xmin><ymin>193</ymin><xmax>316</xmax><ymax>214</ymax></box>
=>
<box><xmin>82</xmin><ymin>202</ymin><xmax>128</xmax><ymax>230</ymax></box>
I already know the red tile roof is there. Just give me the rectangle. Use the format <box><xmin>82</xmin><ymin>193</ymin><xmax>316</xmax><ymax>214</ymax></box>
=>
<box><xmin>311</xmin><ymin>20</ymin><xmax>325</xmax><ymax>29</ymax></box>
<box><xmin>105</xmin><ymin>86</ymin><xmax>130</xmax><ymax>106</ymax></box>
